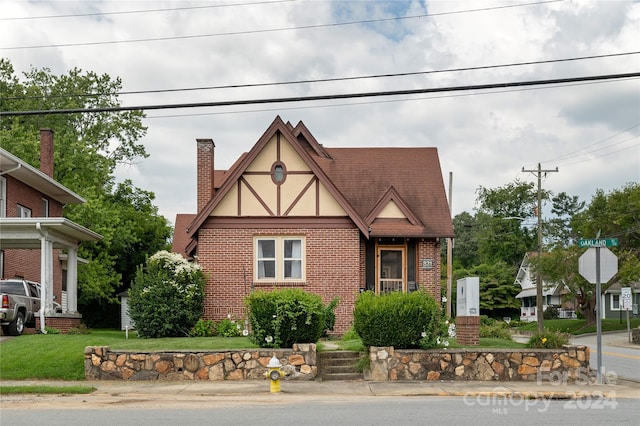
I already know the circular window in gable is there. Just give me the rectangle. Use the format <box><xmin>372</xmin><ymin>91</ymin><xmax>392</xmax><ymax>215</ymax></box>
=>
<box><xmin>271</xmin><ymin>161</ymin><xmax>287</xmax><ymax>185</ymax></box>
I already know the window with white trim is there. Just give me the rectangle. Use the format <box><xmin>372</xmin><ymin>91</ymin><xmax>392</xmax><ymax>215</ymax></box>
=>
<box><xmin>42</xmin><ymin>198</ymin><xmax>49</xmax><ymax>217</ymax></box>
<box><xmin>17</xmin><ymin>204</ymin><xmax>32</xmax><ymax>217</ymax></box>
<box><xmin>255</xmin><ymin>237</ymin><xmax>305</xmax><ymax>281</ymax></box>
<box><xmin>611</xmin><ymin>294</ymin><xmax>620</xmax><ymax>311</ymax></box>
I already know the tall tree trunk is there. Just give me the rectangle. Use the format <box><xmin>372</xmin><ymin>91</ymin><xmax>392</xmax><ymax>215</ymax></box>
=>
<box><xmin>577</xmin><ymin>292</ymin><xmax>597</xmax><ymax>326</ymax></box>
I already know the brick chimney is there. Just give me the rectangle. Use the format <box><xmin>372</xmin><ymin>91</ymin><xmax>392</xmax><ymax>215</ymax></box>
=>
<box><xmin>39</xmin><ymin>128</ymin><xmax>54</xmax><ymax>178</ymax></box>
<box><xmin>196</xmin><ymin>138</ymin><xmax>215</xmax><ymax>212</ymax></box>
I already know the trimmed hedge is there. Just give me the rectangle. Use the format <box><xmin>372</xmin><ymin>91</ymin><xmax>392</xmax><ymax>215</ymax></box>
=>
<box><xmin>245</xmin><ymin>288</ymin><xmax>338</xmax><ymax>348</ymax></box>
<box><xmin>353</xmin><ymin>290</ymin><xmax>441</xmax><ymax>349</ymax></box>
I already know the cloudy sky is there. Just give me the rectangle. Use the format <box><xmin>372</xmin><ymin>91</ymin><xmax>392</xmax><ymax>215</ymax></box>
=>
<box><xmin>1</xmin><ymin>0</ymin><xmax>638</xmax><ymax>225</ymax></box>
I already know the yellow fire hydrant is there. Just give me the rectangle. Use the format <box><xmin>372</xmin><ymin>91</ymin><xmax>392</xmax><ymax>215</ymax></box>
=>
<box><xmin>265</xmin><ymin>355</ymin><xmax>284</xmax><ymax>393</ymax></box>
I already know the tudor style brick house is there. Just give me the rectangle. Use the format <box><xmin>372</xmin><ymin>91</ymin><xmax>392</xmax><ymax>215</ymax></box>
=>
<box><xmin>173</xmin><ymin>116</ymin><xmax>454</xmax><ymax>333</ymax></box>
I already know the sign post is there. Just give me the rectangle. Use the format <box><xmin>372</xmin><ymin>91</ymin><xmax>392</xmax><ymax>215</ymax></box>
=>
<box><xmin>621</xmin><ymin>287</ymin><xmax>632</xmax><ymax>343</ymax></box>
<box><xmin>578</xmin><ymin>238</ymin><xmax>618</xmax><ymax>384</ymax></box>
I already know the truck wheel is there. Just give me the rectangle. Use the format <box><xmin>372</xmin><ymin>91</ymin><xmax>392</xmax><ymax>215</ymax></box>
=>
<box><xmin>8</xmin><ymin>312</ymin><xmax>25</xmax><ymax>336</ymax></box>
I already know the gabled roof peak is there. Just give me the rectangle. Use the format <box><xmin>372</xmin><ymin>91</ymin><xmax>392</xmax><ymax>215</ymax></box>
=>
<box><xmin>365</xmin><ymin>185</ymin><xmax>423</xmax><ymax>226</ymax></box>
<box><xmin>293</xmin><ymin>121</ymin><xmax>333</xmax><ymax>160</ymax></box>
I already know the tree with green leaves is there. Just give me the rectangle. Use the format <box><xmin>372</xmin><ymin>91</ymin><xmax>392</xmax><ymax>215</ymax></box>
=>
<box><xmin>475</xmin><ymin>180</ymin><xmax>539</xmax><ymax>266</ymax></box>
<box><xmin>0</xmin><ymin>58</ymin><xmax>171</xmax><ymax>326</ymax></box>
<box><xmin>535</xmin><ymin>183</ymin><xmax>640</xmax><ymax>326</ymax></box>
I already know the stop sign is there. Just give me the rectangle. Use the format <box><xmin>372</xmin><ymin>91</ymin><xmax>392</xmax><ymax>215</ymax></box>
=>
<box><xmin>579</xmin><ymin>247</ymin><xmax>618</xmax><ymax>284</ymax></box>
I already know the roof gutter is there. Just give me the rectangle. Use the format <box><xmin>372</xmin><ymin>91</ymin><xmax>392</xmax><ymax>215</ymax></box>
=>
<box><xmin>0</xmin><ymin>163</ymin><xmax>21</xmax><ymax>176</ymax></box>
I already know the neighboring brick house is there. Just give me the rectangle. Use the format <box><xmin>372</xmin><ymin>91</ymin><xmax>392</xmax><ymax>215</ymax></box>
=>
<box><xmin>0</xmin><ymin>129</ymin><xmax>101</xmax><ymax>332</ymax></box>
<box><xmin>172</xmin><ymin>116</ymin><xmax>454</xmax><ymax>333</ymax></box>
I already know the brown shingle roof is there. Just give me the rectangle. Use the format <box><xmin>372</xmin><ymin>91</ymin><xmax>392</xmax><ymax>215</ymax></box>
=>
<box><xmin>171</xmin><ymin>214</ymin><xmax>196</xmax><ymax>258</ymax></box>
<box><xmin>315</xmin><ymin>147</ymin><xmax>453</xmax><ymax>237</ymax></box>
<box><xmin>185</xmin><ymin>116</ymin><xmax>454</xmax><ymax>241</ymax></box>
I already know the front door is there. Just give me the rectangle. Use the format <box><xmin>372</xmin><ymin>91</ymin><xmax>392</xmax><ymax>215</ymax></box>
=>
<box><xmin>377</xmin><ymin>246</ymin><xmax>406</xmax><ymax>294</ymax></box>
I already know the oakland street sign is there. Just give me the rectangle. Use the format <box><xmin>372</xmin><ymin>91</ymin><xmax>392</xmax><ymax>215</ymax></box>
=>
<box><xmin>578</xmin><ymin>238</ymin><xmax>619</xmax><ymax>248</ymax></box>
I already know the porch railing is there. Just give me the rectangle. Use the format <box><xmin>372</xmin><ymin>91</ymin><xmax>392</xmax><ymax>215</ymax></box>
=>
<box><xmin>380</xmin><ymin>279</ymin><xmax>403</xmax><ymax>294</ymax></box>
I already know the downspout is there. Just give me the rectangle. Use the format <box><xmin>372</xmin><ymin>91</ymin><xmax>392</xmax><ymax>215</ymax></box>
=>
<box><xmin>36</xmin><ymin>222</ymin><xmax>47</xmax><ymax>334</ymax></box>
<box><xmin>0</xmin><ymin>164</ymin><xmax>21</xmax><ymax>176</ymax></box>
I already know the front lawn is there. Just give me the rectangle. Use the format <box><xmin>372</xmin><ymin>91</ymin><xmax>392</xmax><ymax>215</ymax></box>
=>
<box><xmin>0</xmin><ymin>329</ymin><xmax>257</xmax><ymax>381</ymax></box>
<box><xmin>516</xmin><ymin>318</ymin><xmax>640</xmax><ymax>334</ymax></box>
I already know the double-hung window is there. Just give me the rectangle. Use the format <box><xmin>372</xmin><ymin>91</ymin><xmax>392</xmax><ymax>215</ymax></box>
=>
<box><xmin>255</xmin><ymin>237</ymin><xmax>304</xmax><ymax>281</ymax></box>
<box><xmin>17</xmin><ymin>204</ymin><xmax>32</xmax><ymax>217</ymax></box>
<box><xmin>611</xmin><ymin>294</ymin><xmax>620</xmax><ymax>311</ymax></box>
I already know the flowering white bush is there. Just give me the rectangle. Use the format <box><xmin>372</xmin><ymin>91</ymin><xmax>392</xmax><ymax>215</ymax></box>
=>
<box><xmin>128</xmin><ymin>250</ymin><xmax>206</xmax><ymax>338</ymax></box>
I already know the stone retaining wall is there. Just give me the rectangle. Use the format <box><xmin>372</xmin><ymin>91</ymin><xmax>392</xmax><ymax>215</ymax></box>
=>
<box><xmin>632</xmin><ymin>328</ymin><xmax>640</xmax><ymax>345</ymax></box>
<box><xmin>368</xmin><ymin>345</ymin><xmax>590</xmax><ymax>382</ymax></box>
<box><xmin>85</xmin><ymin>344</ymin><xmax>317</xmax><ymax>381</ymax></box>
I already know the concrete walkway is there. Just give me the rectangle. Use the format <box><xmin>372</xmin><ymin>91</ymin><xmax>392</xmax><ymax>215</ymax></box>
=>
<box><xmin>2</xmin><ymin>376</ymin><xmax>639</xmax><ymax>406</ymax></box>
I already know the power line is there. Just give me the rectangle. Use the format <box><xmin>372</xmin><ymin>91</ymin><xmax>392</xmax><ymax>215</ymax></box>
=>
<box><xmin>142</xmin><ymin>76</ymin><xmax>638</xmax><ymax>120</ymax></box>
<box><xmin>540</xmin><ymin>123</ymin><xmax>640</xmax><ymax>164</ymax></box>
<box><xmin>0</xmin><ymin>1</ymin><xmax>296</xmax><ymax>21</ymax></box>
<box><xmin>4</xmin><ymin>51</ymin><xmax>636</xmax><ymax>102</ymax></box>
<box><xmin>2</xmin><ymin>71</ymin><xmax>638</xmax><ymax>116</ymax></box>
<box><xmin>0</xmin><ymin>0</ymin><xmax>564</xmax><ymax>50</ymax></box>
<box><xmin>558</xmin><ymin>139</ymin><xmax>639</xmax><ymax>168</ymax></box>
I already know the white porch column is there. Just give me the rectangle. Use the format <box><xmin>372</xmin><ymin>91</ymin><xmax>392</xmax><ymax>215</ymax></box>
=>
<box><xmin>39</xmin><ymin>230</ymin><xmax>47</xmax><ymax>333</ymax></box>
<box><xmin>44</xmin><ymin>239</ymin><xmax>54</xmax><ymax>314</ymax></box>
<box><xmin>66</xmin><ymin>247</ymin><xmax>78</xmax><ymax>313</ymax></box>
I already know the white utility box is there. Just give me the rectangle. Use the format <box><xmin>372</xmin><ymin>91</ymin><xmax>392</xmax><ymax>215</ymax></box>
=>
<box><xmin>456</xmin><ymin>277</ymin><xmax>480</xmax><ymax>317</ymax></box>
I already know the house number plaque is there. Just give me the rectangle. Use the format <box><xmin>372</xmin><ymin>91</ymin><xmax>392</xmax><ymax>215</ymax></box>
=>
<box><xmin>421</xmin><ymin>258</ymin><xmax>433</xmax><ymax>270</ymax></box>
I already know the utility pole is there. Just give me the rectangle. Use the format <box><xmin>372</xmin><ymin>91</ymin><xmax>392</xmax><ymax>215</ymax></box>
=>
<box><xmin>446</xmin><ymin>171</ymin><xmax>453</xmax><ymax>318</ymax></box>
<box><xmin>522</xmin><ymin>163</ymin><xmax>558</xmax><ymax>334</ymax></box>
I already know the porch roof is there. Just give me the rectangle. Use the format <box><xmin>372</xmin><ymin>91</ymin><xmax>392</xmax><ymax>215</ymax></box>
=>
<box><xmin>0</xmin><ymin>217</ymin><xmax>102</xmax><ymax>249</ymax></box>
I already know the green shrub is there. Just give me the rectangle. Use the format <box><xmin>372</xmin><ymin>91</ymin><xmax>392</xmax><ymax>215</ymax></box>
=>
<box><xmin>67</xmin><ymin>324</ymin><xmax>91</xmax><ymax>335</ymax></box>
<box><xmin>190</xmin><ymin>319</ymin><xmax>216</xmax><ymax>337</ymax></box>
<box><xmin>245</xmin><ymin>288</ymin><xmax>335</xmax><ymax>348</ymax></box>
<box><xmin>128</xmin><ymin>250</ymin><xmax>206</xmax><ymax>338</ymax></box>
<box><xmin>322</xmin><ymin>297</ymin><xmax>340</xmax><ymax>337</ymax></box>
<box><xmin>525</xmin><ymin>329</ymin><xmax>570</xmax><ymax>349</ymax></box>
<box><xmin>216</xmin><ymin>318</ymin><xmax>242</xmax><ymax>337</ymax></box>
<box><xmin>543</xmin><ymin>306</ymin><xmax>560</xmax><ymax>320</ymax></box>
<box><xmin>341</xmin><ymin>326</ymin><xmax>360</xmax><ymax>341</ymax></box>
<box><xmin>507</xmin><ymin>318</ymin><xmax>525</xmax><ymax>328</ymax></box>
<box><xmin>353</xmin><ymin>290</ymin><xmax>440</xmax><ymax>349</ymax></box>
<box><xmin>480</xmin><ymin>315</ymin><xmax>497</xmax><ymax>326</ymax></box>
<box><xmin>480</xmin><ymin>321</ymin><xmax>512</xmax><ymax>340</ymax></box>
<box><xmin>44</xmin><ymin>326</ymin><xmax>60</xmax><ymax>335</ymax></box>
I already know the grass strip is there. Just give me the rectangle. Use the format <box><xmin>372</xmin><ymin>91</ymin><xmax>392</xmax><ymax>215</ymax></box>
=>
<box><xmin>0</xmin><ymin>385</ymin><xmax>96</xmax><ymax>395</ymax></box>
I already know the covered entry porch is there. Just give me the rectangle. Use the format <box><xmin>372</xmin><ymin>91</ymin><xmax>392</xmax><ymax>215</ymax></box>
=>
<box><xmin>0</xmin><ymin>217</ymin><xmax>102</xmax><ymax>332</ymax></box>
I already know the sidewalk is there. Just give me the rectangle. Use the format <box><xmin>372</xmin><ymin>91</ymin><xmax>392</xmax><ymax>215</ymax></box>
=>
<box><xmin>2</xmin><ymin>377</ymin><xmax>638</xmax><ymax>402</ymax></box>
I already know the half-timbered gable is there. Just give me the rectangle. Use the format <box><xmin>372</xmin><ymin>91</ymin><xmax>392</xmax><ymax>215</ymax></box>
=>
<box><xmin>173</xmin><ymin>116</ymin><xmax>453</xmax><ymax>333</ymax></box>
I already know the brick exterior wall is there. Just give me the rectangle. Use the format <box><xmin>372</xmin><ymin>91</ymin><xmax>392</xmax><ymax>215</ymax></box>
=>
<box><xmin>39</xmin><ymin>129</ymin><xmax>54</xmax><ymax>178</ymax></box>
<box><xmin>197</xmin><ymin>227</ymin><xmax>361</xmax><ymax>334</ymax></box>
<box><xmin>36</xmin><ymin>314</ymin><xmax>82</xmax><ymax>333</ymax></box>
<box><xmin>2</xmin><ymin>175</ymin><xmax>64</xmax><ymax>301</ymax></box>
<box><xmin>455</xmin><ymin>316</ymin><xmax>480</xmax><ymax>346</ymax></box>
<box><xmin>196</xmin><ymin>227</ymin><xmax>443</xmax><ymax>335</ymax></box>
<box><xmin>417</xmin><ymin>239</ymin><xmax>441</xmax><ymax>296</ymax></box>
<box><xmin>196</xmin><ymin>139</ymin><xmax>214</xmax><ymax>212</ymax></box>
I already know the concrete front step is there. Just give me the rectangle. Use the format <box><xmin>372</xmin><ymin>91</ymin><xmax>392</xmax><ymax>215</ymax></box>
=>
<box><xmin>318</xmin><ymin>350</ymin><xmax>363</xmax><ymax>381</ymax></box>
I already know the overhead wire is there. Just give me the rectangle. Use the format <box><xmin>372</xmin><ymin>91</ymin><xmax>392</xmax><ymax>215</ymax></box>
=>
<box><xmin>3</xmin><ymin>50</ymin><xmax>637</xmax><ymax>101</ymax></box>
<box><xmin>0</xmin><ymin>0</ymin><xmax>565</xmax><ymax>50</ymax></box>
<box><xmin>2</xmin><ymin>72</ymin><xmax>638</xmax><ymax>116</ymax></box>
<box><xmin>0</xmin><ymin>0</ymin><xmax>295</xmax><ymax>21</ymax></box>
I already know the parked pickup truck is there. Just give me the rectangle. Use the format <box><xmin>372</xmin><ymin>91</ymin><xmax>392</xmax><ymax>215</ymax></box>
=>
<box><xmin>0</xmin><ymin>278</ymin><xmax>61</xmax><ymax>336</ymax></box>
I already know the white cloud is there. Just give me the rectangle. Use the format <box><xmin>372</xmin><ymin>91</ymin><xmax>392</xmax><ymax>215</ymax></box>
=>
<box><xmin>1</xmin><ymin>0</ymin><xmax>638</xmax><ymax>227</ymax></box>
